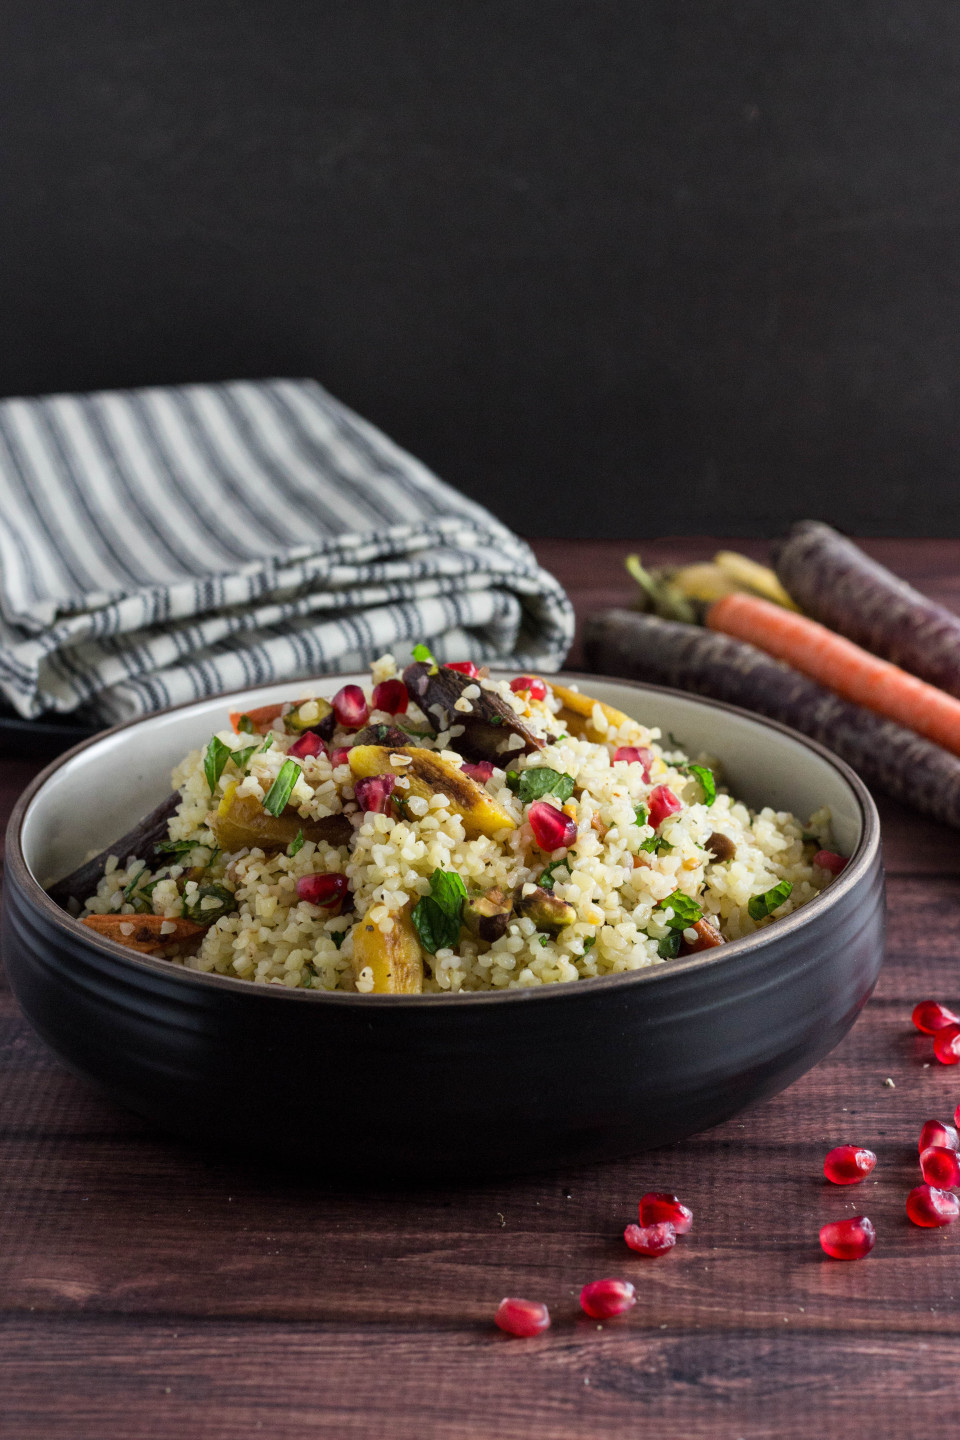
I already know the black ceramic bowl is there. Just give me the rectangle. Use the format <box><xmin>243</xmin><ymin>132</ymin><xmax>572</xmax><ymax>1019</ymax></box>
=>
<box><xmin>2</xmin><ymin>674</ymin><xmax>884</xmax><ymax>1180</ymax></box>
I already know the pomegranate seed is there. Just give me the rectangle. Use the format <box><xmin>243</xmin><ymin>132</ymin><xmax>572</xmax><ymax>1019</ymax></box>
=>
<box><xmin>579</xmin><ymin>1278</ymin><xmax>637</xmax><ymax>1319</ymax></box>
<box><xmin>354</xmin><ymin>774</ymin><xmax>396</xmax><ymax>813</ymax></box>
<box><xmin>819</xmin><ymin>1215</ymin><xmax>876</xmax><ymax>1260</ymax></box>
<box><xmin>920</xmin><ymin>1145</ymin><xmax>960</xmax><ymax>1188</ymax></box>
<box><xmin>527</xmin><ymin>800</ymin><xmax>576</xmax><ymax>851</ymax></box>
<box><xmin>329</xmin><ymin>745</ymin><xmax>351</xmax><ymax>768</ymax></box>
<box><xmin>813</xmin><ymin>849</ymin><xmax>848</xmax><ymax>874</ymax></box>
<box><xmin>296</xmin><ymin>872</ymin><xmax>349</xmax><ymax>907</ymax></box>
<box><xmin>510</xmin><ymin>675</ymin><xmax>547</xmax><ymax>701</ymax></box>
<box><xmin>331</xmin><ymin>684</ymin><xmax>369</xmax><ymax>730</ymax></box>
<box><xmin>919</xmin><ymin>1120</ymin><xmax>960</xmax><ymax>1154</ymax></box>
<box><xmin>288</xmin><ymin>731</ymin><xmax>326</xmax><ymax>759</ymax></box>
<box><xmin>371</xmin><ymin>679</ymin><xmax>409</xmax><ymax>715</ymax></box>
<box><xmin>906</xmin><ymin>1184</ymin><xmax>960</xmax><ymax>1227</ymax></box>
<box><xmin>638</xmin><ymin>1192</ymin><xmax>693</xmax><ymax>1234</ymax></box>
<box><xmin>447</xmin><ymin>661</ymin><xmax>478</xmax><ymax>678</ymax></box>
<box><xmin>647</xmin><ymin>785</ymin><xmax>682</xmax><ymax>829</ymax></box>
<box><xmin>912</xmin><ymin>1000</ymin><xmax>960</xmax><ymax>1034</ymax></box>
<box><xmin>613</xmin><ymin>746</ymin><xmax>654</xmax><ymax>779</ymax></box>
<box><xmin>933</xmin><ymin>1025</ymin><xmax>960</xmax><ymax>1065</ymax></box>
<box><xmin>462</xmin><ymin>761</ymin><xmax>494</xmax><ymax>784</ymax></box>
<box><xmin>624</xmin><ymin>1221</ymin><xmax>676</xmax><ymax>1256</ymax></box>
<box><xmin>494</xmin><ymin>1297</ymin><xmax>550</xmax><ymax>1337</ymax></box>
<box><xmin>823</xmin><ymin>1145</ymin><xmax>877</xmax><ymax>1185</ymax></box>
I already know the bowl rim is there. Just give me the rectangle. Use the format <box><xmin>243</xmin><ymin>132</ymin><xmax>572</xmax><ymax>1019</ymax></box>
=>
<box><xmin>4</xmin><ymin>669</ymin><xmax>882</xmax><ymax>1008</ymax></box>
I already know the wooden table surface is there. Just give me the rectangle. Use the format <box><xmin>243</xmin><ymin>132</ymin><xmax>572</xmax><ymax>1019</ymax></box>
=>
<box><xmin>3</xmin><ymin>537</ymin><xmax>960</xmax><ymax>1439</ymax></box>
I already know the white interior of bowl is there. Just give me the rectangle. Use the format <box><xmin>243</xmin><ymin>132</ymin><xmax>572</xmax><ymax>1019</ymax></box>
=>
<box><xmin>21</xmin><ymin>675</ymin><xmax>863</xmax><ymax>889</ymax></box>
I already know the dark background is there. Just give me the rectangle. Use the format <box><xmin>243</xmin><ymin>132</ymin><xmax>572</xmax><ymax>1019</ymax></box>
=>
<box><xmin>2</xmin><ymin>0</ymin><xmax>959</xmax><ymax>538</ymax></box>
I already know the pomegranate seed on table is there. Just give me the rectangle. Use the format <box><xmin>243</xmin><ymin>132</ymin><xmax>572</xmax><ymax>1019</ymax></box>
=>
<box><xmin>933</xmin><ymin>1025</ymin><xmax>960</xmax><ymax>1065</ymax></box>
<box><xmin>510</xmin><ymin>675</ymin><xmax>548</xmax><ymax>701</ymax></box>
<box><xmin>494</xmin><ymin>1297</ymin><xmax>550</xmax><ymax>1337</ymax></box>
<box><xmin>331</xmin><ymin>684</ymin><xmax>369</xmax><ymax>730</ymax></box>
<box><xmin>447</xmin><ymin>660</ymin><xmax>478</xmax><ymax>678</ymax></box>
<box><xmin>354</xmin><ymin>774</ymin><xmax>397</xmax><ymax>814</ymax></box>
<box><xmin>906</xmin><ymin>1184</ymin><xmax>960</xmax><ymax>1227</ymax></box>
<box><xmin>819</xmin><ymin>1216</ymin><xmax>876</xmax><ymax>1260</ymax></box>
<box><xmin>920</xmin><ymin>1145</ymin><xmax>960</xmax><ymax>1188</ymax></box>
<box><xmin>579</xmin><ymin>1279</ymin><xmax>637</xmax><ymax>1319</ymax></box>
<box><xmin>823</xmin><ymin>1145</ymin><xmax>877</xmax><ymax>1185</ymax></box>
<box><xmin>647</xmin><ymin>785</ymin><xmax>682</xmax><ymax>829</ymax></box>
<box><xmin>288</xmin><ymin>731</ymin><xmax>326</xmax><ymax>759</ymax></box>
<box><xmin>528</xmin><ymin>801</ymin><xmax>576</xmax><ymax>851</ymax></box>
<box><xmin>613</xmin><ymin>746</ymin><xmax>654</xmax><ymax>778</ymax></box>
<box><xmin>919</xmin><ymin>1120</ymin><xmax>960</xmax><ymax>1154</ymax></box>
<box><xmin>371</xmin><ymin>679</ymin><xmax>408</xmax><ymax>714</ymax></box>
<box><xmin>638</xmin><ymin>1192</ymin><xmax>693</xmax><ymax>1234</ymax></box>
<box><xmin>462</xmin><ymin>761</ymin><xmax>494</xmax><ymax>784</ymax></box>
<box><xmin>812</xmin><ymin>849</ymin><xmax>848</xmax><ymax>875</ymax></box>
<box><xmin>329</xmin><ymin>746</ymin><xmax>352</xmax><ymax>768</ymax></box>
<box><xmin>296</xmin><ymin>872</ymin><xmax>349</xmax><ymax>907</ymax></box>
<box><xmin>911</xmin><ymin>1000</ymin><xmax>960</xmax><ymax>1034</ymax></box>
<box><xmin>624</xmin><ymin>1221</ymin><xmax>676</xmax><ymax>1256</ymax></box>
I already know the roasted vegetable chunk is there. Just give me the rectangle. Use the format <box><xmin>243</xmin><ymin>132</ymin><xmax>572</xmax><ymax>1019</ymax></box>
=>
<box><xmin>348</xmin><ymin>746</ymin><xmax>515</xmax><ymax>839</ymax></box>
<box><xmin>82</xmin><ymin>913</ymin><xmax>206</xmax><ymax>953</ymax></box>
<box><xmin>548</xmin><ymin>682</ymin><xmax>637</xmax><ymax>741</ymax></box>
<box><xmin>210</xmin><ymin>782</ymin><xmax>352</xmax><ymax>852</ymax></box>
<box><xmin>351</xmin><ymin>908</ymin><xmax>423</xmax><ymax>993</ymax></box>
<box><xmin>402</xmin><ymin>661</ymin><xmax>544</xmax><ymax>762</ymax></box>
<box><xmin>47</xmin><ymin>792</ymin><xmax>181</xmax><ymax>910</ymax></box>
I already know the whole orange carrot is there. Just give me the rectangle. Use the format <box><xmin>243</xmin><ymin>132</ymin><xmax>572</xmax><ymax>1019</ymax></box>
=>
<box><xmin>707</xmin><ymin>591</ymin><xmax>960</xmax><ymax>758</ymax></box>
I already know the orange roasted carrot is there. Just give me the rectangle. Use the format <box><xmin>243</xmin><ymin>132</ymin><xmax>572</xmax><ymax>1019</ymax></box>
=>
<box><xmin>228</xmin><ymin>702</ymin><xmax>285</xmax><ymax>735</ymax></box>
<box><xmin>707</xmin><ymin>591</ymin><xmax>960</xmax><ymax>758</ymax></box>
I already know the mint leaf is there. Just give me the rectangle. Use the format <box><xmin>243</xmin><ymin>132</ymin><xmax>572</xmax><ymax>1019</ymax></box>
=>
<box><xmin>657</xmin><ymin>931</ymin><xmax>682</xmax><ymax>958</ymax></box>
<box><xmin>656</xmin><ymin>890</ymin><xmax>704</xmax><ymax>930</ymax></box>
<box><xmin>262</xmin><ymin>758</ymin><xmax>301</xmax><ymax>816</ymax></box>
<box><xmin>634</xmin><ymin>804</ymin><xmax>648</xmax><ymax>827</ymax></box>
<box><xmin>539</xmin><ymin>856</ymin><xmax>571</xmax><ymax>890</ymax></box>
<box><xmin>508</xmin><ymin>767</ymin><xmax>576</xmax><ymax>806</ymax></box>
<box><xmin>583</xmin><ymin>935</ymin><xmax>596</xmax><ymax>954</ymax></box>
<box><xmin>684</xmin><ymin>764</ymin><xmax>716</xmax><ymax>806</ymax></box>
<box><xmin>204</xmin><ymin>735</ymin><xmax>232</xmax><ymax>794</ymax></box>
<box><xmin>289</xmin><ymin>829</ymin><xmax>304</xmax><ymax>857</ymax></box>
<box><xmin>639</xmin><ymin>835</ymin><xmax>673</xmax><ymax>855</ymax></box>
<box><xmin>412</xmin><ymin>643</ymin><xmax>435</xmax><ymax>664</ymax></box>
<box><xmin>330</xmin><ymin>929</ymin><xmax>345</xmax><ymax>950</ymax></box>
<box><xmin>230</xmin><ymin>744</ymin><xmax>259</xmax><ymax>774</ymax></box>
<box><xmin>748</xmin><ymin>880</ymin><xmax>793</xmax><ymax>921</ymax></box>
<box><xmin>411</xmin><ymin>868</ymin><xmax>467</xmax><ymax>953</ymax></box>
<box><xmin>155</xmin><ymin>838</ymin><xmax>209</xmax><ymax>859</ymax></box>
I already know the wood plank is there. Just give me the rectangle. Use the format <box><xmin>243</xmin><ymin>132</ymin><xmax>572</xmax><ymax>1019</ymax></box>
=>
<box><xmin>1</xmin><ymin>1321</ymin><xmax>958</xmax><ymax>1439</ymax></box>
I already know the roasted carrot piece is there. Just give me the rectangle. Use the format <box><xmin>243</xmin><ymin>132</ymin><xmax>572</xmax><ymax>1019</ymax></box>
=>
<box><xmin>81</xmin><ymin>914</ymin><xmax>207</xmax><ymax>953</ymax></box>
<box><xmin>707</xmin><ymin>592</ymin><xmax>960</xmax><ymax>760</ymax></box>
<box><xmin>228</xmin><ymin>703</ymin><xmax>285</xmax><ymax>735</ymax></box>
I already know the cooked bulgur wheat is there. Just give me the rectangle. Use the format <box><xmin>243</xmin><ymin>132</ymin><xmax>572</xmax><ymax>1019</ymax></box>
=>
<box><xmin>81</xmin><ymin>657</ymin><xmax>837</xmax><ymax>992</ymax></box>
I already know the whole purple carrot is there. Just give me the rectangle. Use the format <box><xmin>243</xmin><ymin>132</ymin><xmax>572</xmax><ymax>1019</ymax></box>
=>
<box><xmin>584</xmin><ymin>608</ymin><xmax>960</xmax><ymax>829</ymax></box>
<box><xmin>773</xmin><ymin>521</ymin><xmax>960</xmax><ymax>699</ymax></box>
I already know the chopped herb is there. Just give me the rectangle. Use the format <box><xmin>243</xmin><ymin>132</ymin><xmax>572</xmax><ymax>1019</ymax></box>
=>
<box><xmin>748</xmin><ymin>880</ymin><xmax>793</xmax><ymax>921</ymax></box>
<box><xmin>288</xmin><ymin>829</ymin><xmax>305</xmax><ymax>857</ymax></box>
<box><xmin>259</xmin><ymin>734</ymin><xmax>274</xmax><ymax>754</ymax></box>
<box><xmin>634</xmin><ymin>804</ymin><xmax>648</xmax><ymax>827</ymax></box>
<box><xmin>130</xmin><ymin>878</ymin><xmax>163</xmax><ymax>914</ymax></box>
<box><xmin>684</xmin><ymin>764</ymin><xmax>716</xmax><ymax>806</ymax></box>
<box><xmin>506</xmin><ymin>766</ymin><xmax>576</xmax><ymax>806</ymax></box>
<box><xmin>330</xmin><ymin>929</ymin><xmax>346</xmax><ymax>950</ymax></box>
<box><xmin>666</xmin><ymin>730</ymin><xmax>682</xmax><ymax>748</ymax></box>
<box><xmin>801</xmin><ymin>832</ymin><xmax>818</xmax><ymax>845</ymax></box>
<box><xmin>539</xmin><ymin>856</ymin><xmax>571</xmax><ymax>890</ymax></box>
<box><xmin>412</xmin><ymin>868</ymin><xmax>467</xmax><ymax>953</ymax></box>
<box><xmin>394</xmin><ymin>795</ymin><xmax>412</xmax><ymax>820</ymax></box>
<box><xmin>582</xmin><ymin>935</ymin><xmax>596</xmax><ymax>954</ymax></box>
<box><xmin>181</xmin><ymin>884</ymin><xmax>238</xmax><ymax>925</ymax></box>
<box><xmin>657</xmin><ymin>931</ymin><xmax>683</xmax><ymax>959</ymax></box>
<box><xmin>656</xmin><ymin>890</ymin><xmax>704</xmax><ymax>930</ymax></box>
<box><xmin>155</xmin><ymin>837</ymin><xmax>209</xmax><ymax>859</ymax></box>
<box><xmin>229</xmin><ymin>744</ymin><xmax>259</xmax><ymax>774</ymax></box>
<box><xmin>639</xmin><ymin>834</ymin><xmax>673</xmax><ymax>855</ymax></box>
<box><xmin>489</xmin><ymin>715</ymin><xmax>503</xmax><ymax>726</ymax></box>
<box><xmin>412</xmin><ymin>642</ymin><xmax>439</xmax><ymax>675</ymax></box>
<box><xmin>203</xmin><ymin>735</ymin><xmax>232</xmax><ymax>794</ymax></box>
<box><xmin>121</xmin><ymin>864</ymin><xmax>148</xmax><ymax>901</ymax></box>
<box><xmin>237</xmin><ymin>714</ymin><xmax>255</xmax><ymax>734</ymax></box>
<box><xmin>539</xmin><ymin>934</ymin><xmax>550</xmax><ymax>947</ymax></box>
<box><xmin>262</xmin><ymin>758</ymin><xmax>301</xmax><ymax>817</ymax></box>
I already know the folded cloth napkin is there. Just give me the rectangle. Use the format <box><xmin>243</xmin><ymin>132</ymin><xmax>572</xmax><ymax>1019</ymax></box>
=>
<box><xmin>0</xmin><ymin>378</ymin><xmax>574</xmax><ymax>724</ymax></box>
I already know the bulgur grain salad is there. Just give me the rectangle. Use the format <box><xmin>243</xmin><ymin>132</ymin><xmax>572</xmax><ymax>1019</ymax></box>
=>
<box><xmin>64</xmin><ymin>652</ymin><xmax>845</xmax><ymax>994</ymax></box>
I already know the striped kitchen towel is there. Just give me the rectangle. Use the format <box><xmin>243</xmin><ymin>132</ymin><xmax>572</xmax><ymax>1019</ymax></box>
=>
<box><xmin>0</xmin><ymin>379</ymin><xmax>574</xmax><ymax>724</ymax></box>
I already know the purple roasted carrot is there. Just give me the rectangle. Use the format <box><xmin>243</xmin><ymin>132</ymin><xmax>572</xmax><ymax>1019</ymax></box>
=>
<box><xmin>584</xmin><ymin>608</ymin><xmax>960</xmax><ymax>829</ymax></box>
<box><xmin>772</xmin><ymin>521</ymin><xmax>960</xmax><ymax>699</ymax></box>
